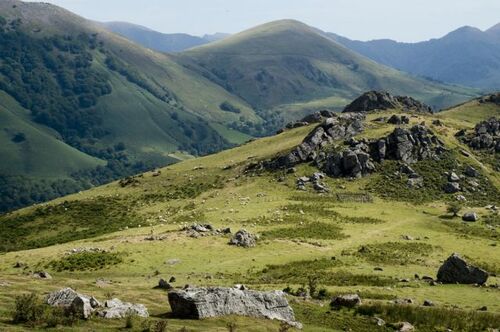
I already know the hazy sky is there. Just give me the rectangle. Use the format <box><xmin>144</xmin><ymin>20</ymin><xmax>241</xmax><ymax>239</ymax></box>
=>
<box><xmin>25</xmin><ymin>0</ymin><xmax>500</xmax><ymax>42</ymax></box>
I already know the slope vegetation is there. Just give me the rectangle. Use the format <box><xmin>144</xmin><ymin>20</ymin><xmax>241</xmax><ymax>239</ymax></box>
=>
<box><xmin>0</xmin><ymin>96</ymin><xmax>498</xmax><ymax>331</ymax></box>
<box><xmin>0</xmin><ymin>0</ymin><xmax>257</xmax><ymax>212</ymax></box>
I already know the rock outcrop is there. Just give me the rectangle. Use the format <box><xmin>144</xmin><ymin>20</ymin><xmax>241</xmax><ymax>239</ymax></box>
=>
<box><xmin>168</xmin><ymin>287</ymin><xmax>301</xmax><ymax>328</ymax></box>
<box><xmin>263</xmin><ymin>113</ymin><xmax>365</xmax><ymax>170</ymax></box>
<box><xmin>437</xmin><ymin>253</ymin><xmax>488</xmax><ymax>284</ymax></box>
<box><xmin>282</xmin><ymin>110</ymin><xmax>337</xmax><ymax>131</ymax></box>
<box><xmin>343</xmin><ymin>91</ymin><xmax>433</xmax><ymax>114</ymax></box>
<box><xmin>462</xmin><ymin>118</ymin><xmax>500</xmax><ymax>152</ymax></box>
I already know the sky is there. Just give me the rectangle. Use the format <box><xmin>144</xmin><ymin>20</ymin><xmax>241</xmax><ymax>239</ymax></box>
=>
<box><xmin>25</xmin><ymin>0</ymin><xmax>500</xmax><ymax>42</ymax></box>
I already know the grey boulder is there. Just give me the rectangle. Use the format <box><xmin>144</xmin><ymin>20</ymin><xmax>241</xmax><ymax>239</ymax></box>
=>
<box><xmin>46</xmin><ymin>288</ymin><xmax>94</xmax><ymax>319</ymax></box>
<box><xmin>98</xmin><ymin>298</ymin><xmax>149</xmax><ymax>319</ymax></box>
<box><xmin>437</xmin><ymin>253</ymin><xmax>488</xmax><ymax>284</ymax></box>
<box><xmin>229</xmin><ymin>229</ymin><xmax>257</xmax><ymax>248</ymax></box>
<box><xmin>168</xmin><ymin>287</ymin><xmax>301</xmax><ymax>328</ymax></box>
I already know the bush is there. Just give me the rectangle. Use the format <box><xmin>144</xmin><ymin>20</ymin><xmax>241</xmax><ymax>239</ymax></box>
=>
<box><xmin>446</xmin><ymin>202</ymin><xmax>463</xmax><ymax>217</ymax></box>
<box><xmin>262</xmin><ymin>222</ymin><xmax>347</xmax><ymax>240</ymax></box>
<box><xmin>12</xmin><ymin>293</ymin><xmax>45</xmax><ymax>325</ymax></box>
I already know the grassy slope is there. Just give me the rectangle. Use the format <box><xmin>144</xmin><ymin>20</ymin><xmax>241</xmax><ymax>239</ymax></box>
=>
<box><xmin>0</xmin><ymin>92</ymin><xmax>104</xmax><ymax>178</ymax></box>
<box><xmin>0</xmin><ymin>101</ymin><xmax>498</xmax><ymax>331</ymax></box>
<box><xmin>180</xmin><ymin>20</ymin><xmax>478</xmax><ymax>118</ymax></box>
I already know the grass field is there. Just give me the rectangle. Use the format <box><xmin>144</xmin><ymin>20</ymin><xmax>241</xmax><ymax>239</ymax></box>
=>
<box><xmin>0</xmin><ymin>101</ymin><xmax>499</xmax><ymax>331</ymax></box>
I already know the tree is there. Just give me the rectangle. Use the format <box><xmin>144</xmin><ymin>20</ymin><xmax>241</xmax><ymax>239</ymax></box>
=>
<box><xmin>447</xmin><ymin>202</ymin><xmax>463</xmax><ymax>217</ymax></box>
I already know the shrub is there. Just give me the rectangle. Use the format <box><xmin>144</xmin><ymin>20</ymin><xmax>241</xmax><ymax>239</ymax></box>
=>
<box><xmin>12</xmin><ymin>293</ymin><xmax>45</xmax><ymax>325</ymax></box>
<box><xmin>446</xmin><ymin>202</ymin><xmax>463</xmax><ymax>217</ymax></box>
<box><xmin>262</xmin><ymin>222</ymin><xmax>347</xmax><ymax>240</ymax></box>
<box><xmin>354</xmin><ymin>242</ymin><xmax>437</xmax><ymax>265</ymax></box>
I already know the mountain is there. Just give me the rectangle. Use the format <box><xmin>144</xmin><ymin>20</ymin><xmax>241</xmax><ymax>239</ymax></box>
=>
<box><xmin>177</xmin><ymin>20</ymin><xmax>478</xmax><ymax>123</ymax></box>
<box><xmin>328</xmin><ymin>24</ymin><xmax>500</xmax><ymax>90</ymax></box>
<box><xmin>0</xmin><ymin>0</ymin><xmax>257</xmax><ymax>212</ymax></box>
<box><xmin>103</xmin><ymin>21</ymin><xmax>229</xmax><ymax>52</ymax></box>
<box><xmin>0</xmin><ymin>93</ymin><xmax>498</xmax><ymax>331</ymax></box>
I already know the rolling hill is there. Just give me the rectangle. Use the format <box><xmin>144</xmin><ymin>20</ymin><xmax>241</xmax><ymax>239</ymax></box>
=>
<box><xmin>0</xmin><ymin>94</ymin><xmax>498</xmax><ymax>331</ymax></box>
<box><xmin>328</xmin><ymin>23</ymin><xmax>500</xmax><ymax>90</ymax></box>
<box><xmin>0</xmin><ymin>0</ymin><xmax>258</xmax><ymax>212</ymax></box>
<box><xmin>102</xmin><ymin>21</ymin><xmax>229</xmax><ymax>53</ymax></box>
<box><xmin>178</xmin><ymin>20</ymin><xmax>478</xmax><ymax>122</ymax></box>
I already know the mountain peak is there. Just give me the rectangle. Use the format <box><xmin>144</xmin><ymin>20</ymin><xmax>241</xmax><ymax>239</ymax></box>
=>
<box><xmin>487</xmin><ymin>22</ymin><xmax>500</xmax><ymax>36</ymax></box>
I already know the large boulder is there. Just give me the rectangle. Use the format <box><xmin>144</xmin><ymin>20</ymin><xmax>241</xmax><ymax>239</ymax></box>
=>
<box><xmin>463</xmin><ymin>118</ymin><xmax>500</xmax><ymax>152</ymax></box>
<box><xmin>437</xmin><ymin>253</ymin><xmax>488</xmax><ymax>284</ymax></box>
<box><xmin>46</xmin><ymin>288</ymin><xmax>94</xmax><ymax>319</ymax></box>
<box><xmin>168</xmin><ymin>287</ymin><xmax>301</xmax><ymax>328</ymax></box>
<box><xmin>229</xmin><ymin>229</ymin><xmax>257</xmax><ymax>248</ymax></box>
<box><xmin>462</xmin><ymin>212</ymin><xmax>479</xmax><ymax>222</ymax></box>
<box><xmin>98</xmin><ymin>298</ymin><xmax>149</xmax><ymax>319</ymax></box>
<box><xmin>343</xmin><ymin>91</ymin><xmax>432</xmax><ymax>114</ymax></box>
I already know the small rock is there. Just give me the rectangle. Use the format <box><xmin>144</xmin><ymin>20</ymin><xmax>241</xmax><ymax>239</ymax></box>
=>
<box><xmin>449</xmin><ymin>172</ymin><xmax>460</xmax><ymax>182</ymax></box>
<box><xmin>229</xmin><ymin>229</ymin><xmax>257</xmax><ymax>248</ymax></box>
<box><xmin>464</xmin><ymin>166</ymin><xmax>479</xmax><ymax>177</ymax></box>
<box><xmin>158</xmin><ymin>279</ymin><xmax>173</xmax><ymax>290</ymax></box>
<box><xmin>169</xmin><ymin>276</ymin><xmax>176</xmax><ymax>283</ymax></box>
<box><xmin>423</xmin><ymin>299</ymin><xmax>434</xmax><ymax>306</ymax></box>
<box><xmin>330</xmin><ymin>294</ymin><xmax>361</xmax><ymax>308</ymax></box>
<box><xmin>478</xmin><ymin>306</ymin><xmax>488</xmax><ymax>311</ymax></box>
<box><xmin>462</xmin><ymin>212</ymin><xmax>479</xmax><ymax>222</ymax></box>
<box><xmin>444</xmin><ymin>182</ymin><xmax>461</xmax><ymax>193</ymax></box>
<box><xmin>374</xmin><ymin>267</ymin><xmax>384</xmax><ymax>271</ymax></box>
<box><xmin>33</xmin><ymin>271</ymin><xmax>52</xmax><ymax>279</ymax></box>
<box><xmin>99</xmin><ymin>298</ymin><xmax>149</xmax><ymax>318</ymax></box>
<box><xmin>373</xmin><ymin>317</ymin><xmax>386</xmax><ymax>326</ymax></box>
<box><xmin>394</xmin><ymin>321</ymin><xmax>415</xmax><ymax>332</ymax></box>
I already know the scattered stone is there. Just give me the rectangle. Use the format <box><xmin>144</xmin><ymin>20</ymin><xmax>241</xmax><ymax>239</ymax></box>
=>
<box><xmin>374</xmin><ymin>267</ymin><xmax>384</xmax><ymax>271</ymax></box>
<box><xmin>478</xmin><ymin>306</ymin><xmax>488</xmax><ymax>311</ymax></box>
<box><xmin>462</xmin><ymin>118</ymin><xmax>500</xmax><ymax>152</ymax></box>
<box><xmin>229</xmin><ymin>229</ymin><xmax>257</xmax><ymax>248</ymax></box>
<box><xmin>464</xmin><ymin>166</ymin><xmax>479</xmax><ymax>177</ymax></box>
<box><xmin>98</xmin><ymin>298</ymin><xmax>149</xmax><ymax>319</ymax></box>
<box><xmin>423</xmin><ymin>299</ymin><xmax>434</xmax><ymax>307</ymax></box>
<box><xmin>456</xmin><ymin>195</ymin><xmax>467</xmax><ymax>202</ymax></box>
<box><xmin>342</xmin><ymin>91</ymin><xmax>433</xmax><ymax>114</ymax></box>
<box><xmin>169</xmin><ymin>276</ymin><xmax>176</xmax><ymax>283</ymax></box>
<box><xmin>168</xmin><ymin>287</ymin><xmax>301</xmax><ymax>328</ymax></box>
<box><xmin>158</xmin><ymin>279</ymin><xmax>173</xmax><ymax>290</ymax></box>
<box><xmin>449</xmin><ymin>172</ymin><xmax>460</xmax><ymax>182</ymax></box>
<box><xmin>437</xmin><ymin>253</ymin><xmax>489</xmax><ymax>284</ymax></box>
<box><xmin>330</xmin><ymin>294</ymin><xmax>362</xmax><ymax>308</ymax></box>
<box><xmin>13</xmin><ymin>261</ymin><xmax>25</xmax><ymax>268</ymax></box>
<box><xmin>401</xmin><ymin>235</ymin><xmax>414</xmax><ymax>241</ymax></box>
<box><xmin>388</xmin><ymin>114</ymin><xmax>410</xmax><ymax>125</ymax></box>
<box><xmin>462</xmin><ymin>212</ymin><xmax>479</xmax><ymax>222</ymax></box>
<box><xmin>444</xmin><ymin>182</ymin><xmax>461</xmax><ymax>193</ymax></box>
<box><xmin>432</xmin><ymin>119</ymin><xmax>444</xmax><ymax>126</ymax></box>
<box><xmin>373</xmin><ymin>317</ymin><xmax>386</xmax><ymax>326</ymax></box>
<box><xmin>460</xmin><ymin>149</ymin><xmax>471</xmax><ymax>157</ymax></box>
<box><xmin>393</xmin><ymin>321</ymin><xmax>415</xmax><ymax>332</ymax></box>
<box><xmin>166</xmin><ymin>259</ymin><xmax>181</xmax><ymax>266</ymax></box>
<box><xmin>33</xmin><ymin>271</ymin><xmax>52</xmax><ymax>279</ymax></box>
<box><xmin>392</xmin><ymin>298</ymin><xmax>414</xmax><ymax>305</ymax></box>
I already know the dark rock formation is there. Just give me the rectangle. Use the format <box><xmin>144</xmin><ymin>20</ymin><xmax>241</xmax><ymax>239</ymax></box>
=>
<box><xmin>388</xmin><ymin>115</ymin><xmax>410</xmax><ymax>125</ymax></box>
<box><xmin>343</xmin><ymin>91</ymin><xmax>433</xmax><ymax>114</ymax></box>
<box><xmin>330</xmin><ymin>294</ymin><xmax>361</xmax><ymax>308</ymax></box>
<box><xmin>462</xmin><ymin>118</ymin><xmax>500</xmax><ymax>152</ymax></box>
<box><xmin>462</xmin><ymin>212</ymin><xmax>479</xmax><ymax>222</ymax></box>
<box><xmin>168</xmin><ymin>287</ymin><xmax>301</xmax><ymax>328</ymax></box>
<box><xmin>437</xmin><ymin>253</ymin><xmax>488</xmax><ymax>284</ymax></box>
<box><xmin>479</xmin><ymin>92</ymin><xmax>500</xmax><ymax>105</ymax></box>
<box><xmin>264</xmin><ymin>113</ymin><xmax>365</xmax><ymax>170</ymax></box>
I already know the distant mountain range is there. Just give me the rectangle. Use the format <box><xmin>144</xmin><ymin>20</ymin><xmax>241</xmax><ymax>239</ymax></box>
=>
<box><xmin>104</xmin><ymin>20</ymin><xmax>500</xmax><ymax>91</ymax></box>
<box><xmin>327</xmin><ymin>24</ymin><xmax>500</xmax><ymax>90</ymax></box>
<box><xmin>102</xmin><ymin>22</ymin><xmax>229</xmax><ymax>52</ymax></box>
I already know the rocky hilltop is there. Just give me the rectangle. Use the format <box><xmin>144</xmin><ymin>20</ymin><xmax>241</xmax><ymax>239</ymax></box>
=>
<box><xmin>343</xmin><ymin>91</ymin><xmax>433</xmax><ymax>113</ymax></box>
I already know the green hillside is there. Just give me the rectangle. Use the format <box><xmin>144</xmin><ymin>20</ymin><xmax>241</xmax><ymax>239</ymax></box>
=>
<box><xmin>0</xmin><ymin>0</ymin><xmax>260</xmax><ymax>212</ymax></box>
<box><xmin>180</xmin><ymin>20</ymin><xmax>478</xmax><ymax>121</ymax></box>
<box><xmin>0</xmin><ymin>97</ymin><xmax>498</xmax><ymax>331</ymax></box>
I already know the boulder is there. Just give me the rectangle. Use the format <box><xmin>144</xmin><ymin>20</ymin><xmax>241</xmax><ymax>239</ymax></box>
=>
<box><xmin>330</xmin><ymin>294</ymin><xmax>361</xmax><ymax>308</ymax></box>
<box><xmin>393</xmin><ymin>321</ymin><xmax>415</xmax><ymax>332</ymax></box>
<box><xmin>342</xmin><ymin>91</ymin><xmax>432</xmax><ymax>114</ymax></box>
<box><xmin>168</xmin><ymin>287</ymin><xmax>301</xmax><ymax>328</ymax></box>
<box><xmin>444</xmin><ymin>182</ymin><xmax>461</xmax><ymax>193</ymax></box>
<box><xmin>449</xmin><ymin>172</ymin><xmax>460</xmax><ymax>182</ymax></box>
<box><xmin>99</xmin><ymin>298</ymin><xmax>149</xmax><ymax>319</ymax></box>
<box><xmin>437</xmin><ymin>253</ymin><xmax>488</xmax><ymax>284</ymax></box>
<box><xmin>46</xmin><ymin>288</ymin><xmax>94</xmax><ymax>319</ymax></box>
<box><xmin>229</xmin><ymin>229</ymin><xmax>257</xmax><ymax>248</ymax></box>
<box><xmin>464</xmin><ymin>166</ymin><xmax>479</xmax><ymax>177</ymax></box>
<box><xmin>462</xmin><ymin>212</ymin><xmax>479</xmax><ymax>222</ymax></box>
<box><xmin>463</xmin><ymin>118</ymin><xmax>499</xmax><ymax>152</ymax></box>
<box><xmin>388</xmin><ymin>115</ymin><xmax>410</xmax><ymax>125</ymax></box>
